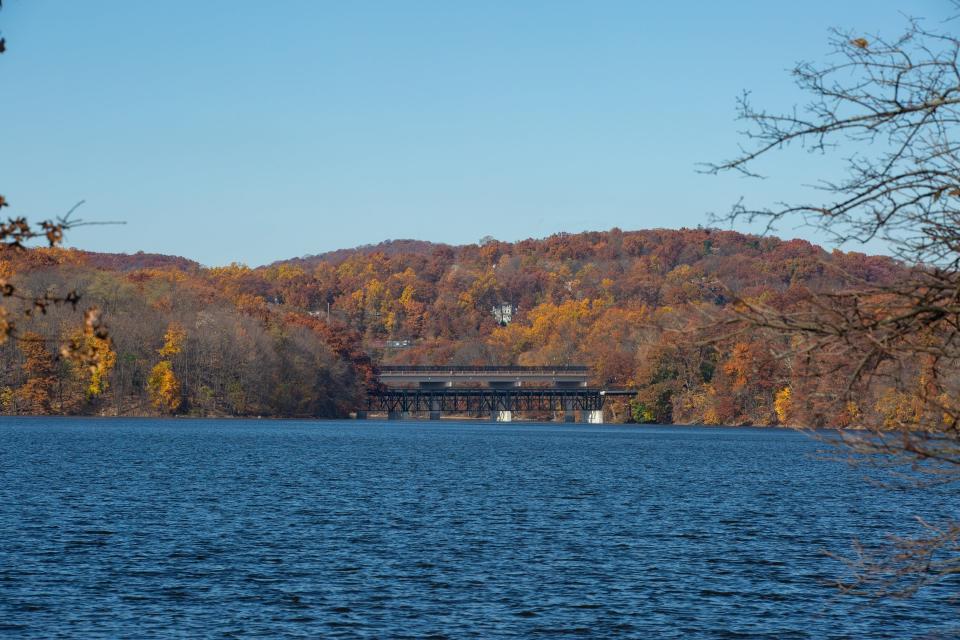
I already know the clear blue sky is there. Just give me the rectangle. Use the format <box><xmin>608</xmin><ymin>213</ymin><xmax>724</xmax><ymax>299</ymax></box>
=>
<box><xmin>0</xmin><ymin>1</ymin><xmax>948</xmax><ymax>266</ymax></box>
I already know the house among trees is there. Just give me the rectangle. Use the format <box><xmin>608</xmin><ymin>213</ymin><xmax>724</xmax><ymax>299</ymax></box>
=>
<box><xmin>492</xmin><ymin>303</ymin><xmax>514</xmax><ymax>326</ymax></box>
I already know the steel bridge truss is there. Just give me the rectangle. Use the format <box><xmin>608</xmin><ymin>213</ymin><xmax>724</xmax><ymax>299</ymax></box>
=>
<box><xmin>366</xmin><ymin>387</ymin><xmax>616</xmax><ymax>414</ymax></box>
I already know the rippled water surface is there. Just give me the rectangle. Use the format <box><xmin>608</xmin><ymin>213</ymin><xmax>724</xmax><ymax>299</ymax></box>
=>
<box><xmin>1</xmin><ymin>418</ymin><xmax>956</xmax><ymax>638</ymax></box>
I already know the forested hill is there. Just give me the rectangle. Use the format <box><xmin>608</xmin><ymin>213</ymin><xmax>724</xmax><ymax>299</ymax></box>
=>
<box><xmin>0</xmin><ymin>228</ymin><xmax>903</xmax><ymax>424</ymax></box>
<box><xmin>77</xmin><ymin>251</ymin><xmax>199</xmax><ymax>272</ymax></box>
<box><xmin>275</xmin><ymin>239</ymin><xmax>450</xmax><ymax>267</ymax></box>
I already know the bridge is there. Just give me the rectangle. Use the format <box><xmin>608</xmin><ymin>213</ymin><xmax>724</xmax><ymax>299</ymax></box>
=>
<box><xmin>360</xmin><ymin>365</ymin><xmax>634</xmax><ymax>423</ymax></box>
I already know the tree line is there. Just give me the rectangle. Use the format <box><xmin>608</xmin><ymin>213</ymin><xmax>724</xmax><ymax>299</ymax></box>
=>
<box><xmin>0</xmin><ymin>227</ymin><xmax>909</xmax><ymax>426</ymax></box>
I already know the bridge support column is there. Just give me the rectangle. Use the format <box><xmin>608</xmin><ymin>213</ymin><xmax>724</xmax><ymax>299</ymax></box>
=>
<box><xmin>388</xmin><ymin>411</ymin><xmax>405</xmax><ymax>421</ymax></box>
<box><xmin>580</xmin><ymin>410</ymin><xmax>603</xmax><ymax>424</ymax></box>
<box><xmin>430</xmin><ymin>399</ymin><xmax>441</xmax><ymax>421</ymax></box>
<box><xmin>563</xmin><ymin>398</ymin><xmax>575</xmax><ymax>422</ymax></box>
<box><xmin>355</xmin><ymin>410</ymin><xmax>367</xmax><ymax>420</ymax></box>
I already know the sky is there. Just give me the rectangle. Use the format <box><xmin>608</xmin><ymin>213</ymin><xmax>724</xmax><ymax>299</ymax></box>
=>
<box><xmin>0</xmin><ymin>1</ymin><xmax>951</xmax><ymax>266</ymax></box>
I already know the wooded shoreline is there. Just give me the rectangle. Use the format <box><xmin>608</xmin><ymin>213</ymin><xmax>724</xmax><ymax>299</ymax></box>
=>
<box><xmin>0</xmin><ymin>228</ymin><xmax>904</xmax><ymax>428</ymax></box>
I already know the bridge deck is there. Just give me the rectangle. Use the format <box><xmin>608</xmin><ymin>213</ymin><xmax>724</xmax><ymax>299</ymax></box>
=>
<box><xmin>378</xmin><ymin>365</ymin><xmax>590</xmax><ymax>386</ymax></box>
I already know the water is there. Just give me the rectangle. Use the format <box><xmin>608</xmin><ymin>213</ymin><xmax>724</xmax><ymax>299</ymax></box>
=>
<box><xmin>0</xmin><ymin>418</ymin><xmax>956</xmax><ymax>638</ymax></box>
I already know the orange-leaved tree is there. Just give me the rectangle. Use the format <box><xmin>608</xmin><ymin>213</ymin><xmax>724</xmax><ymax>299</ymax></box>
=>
<box><xmin>16</xmin><ymin>332</ymin><xmax>57</xmax><ymax>414</ymax></box>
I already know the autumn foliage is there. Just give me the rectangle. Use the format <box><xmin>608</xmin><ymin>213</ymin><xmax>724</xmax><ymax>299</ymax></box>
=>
<box><xmin>0</xmin><ymin>227</ymin><xmax>913</xmax><ymax>423</ymax></box>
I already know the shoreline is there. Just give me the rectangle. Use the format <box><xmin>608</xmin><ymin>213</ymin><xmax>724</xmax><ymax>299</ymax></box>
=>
<box><xmin>0</xmin><ymin>414</ymin><xmax>811</xmax><ymax>429</ymax></box>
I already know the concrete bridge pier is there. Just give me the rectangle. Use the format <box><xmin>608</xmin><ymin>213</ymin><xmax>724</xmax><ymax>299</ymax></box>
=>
<box><xmin>388</xmin><ymin>411</ymin><xmax>408</xmax><ymax>421</ymax></box>
<box><xmin>430</xmin><ymin>399</ymin><xmax>441</xmax><ymax>421</ymax></box>
<box><xmin>355</xmin><ymin>410</ymin><xmax>367</xmax><ymax>420</ymax></box>
<box><xmin>563</xmin><ymin>398</ymin><xmax>575</xmax><ymax>423</ymax></box>
<box><xmin>580</xmin><ymin>410</ymin><xmax>603</xmax><ymax>424</ymax></box>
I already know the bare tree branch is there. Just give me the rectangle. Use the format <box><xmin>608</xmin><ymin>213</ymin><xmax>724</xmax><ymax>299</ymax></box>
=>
<box><xmin>710</xmin><ymin>14</ymin><xmax>960</xmax><ymax>596</ymax></box>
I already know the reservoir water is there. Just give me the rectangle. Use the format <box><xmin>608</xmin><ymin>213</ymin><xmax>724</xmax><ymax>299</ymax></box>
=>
<box><xmin>0</xmin><ymin>418</ymin><xmax>956</xmax><ymax>638</ymax></box>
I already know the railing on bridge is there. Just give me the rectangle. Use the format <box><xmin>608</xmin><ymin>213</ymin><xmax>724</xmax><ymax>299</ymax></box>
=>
<box><xmin>378</xmin><ymin>365</ymin><xmax>589</xmax><ymax>373</ymax></box>
<box><xmin>377</xmin><ymin>365</ymin><xmax>590</xmax><ymax>387</ymax></box>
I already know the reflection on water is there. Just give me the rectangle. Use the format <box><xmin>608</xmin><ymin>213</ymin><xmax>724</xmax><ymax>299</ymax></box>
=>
<box><xmin>0</xmin><ymin>418</ymin><xmax>955</xmax><ymax>638</ymax></box>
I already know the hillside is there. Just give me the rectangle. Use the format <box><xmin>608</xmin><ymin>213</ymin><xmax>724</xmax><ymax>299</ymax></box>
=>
<box><xmin>0</xmin><ymin>228</ymin><xmax>904</xmax><ymax>424</ymax></box>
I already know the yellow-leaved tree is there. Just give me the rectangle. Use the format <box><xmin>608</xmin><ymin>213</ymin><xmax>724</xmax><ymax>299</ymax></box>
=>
<box><xmin>147</xmin><ymin>361</ymin><xmax>181</xmax><ymax>414</ymax></box>
<box><xmin>63</xmin><ymin>308</ymin><xmax>116</xmax><ymax>398</ymax></box>
<box><xmin>774</xmin><ymin>387</ymin><xmax>792</xmax><ymax>425</ymax></box>
<box><xmin>158</xmin><ymin>323</ymin><xmax>186</xmax><ymax>357</ymax></box>
<box><xmin>148</xmin><ymin>323</ymin><xmax>185</xmax><ymax>413</ymax></box>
